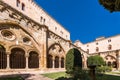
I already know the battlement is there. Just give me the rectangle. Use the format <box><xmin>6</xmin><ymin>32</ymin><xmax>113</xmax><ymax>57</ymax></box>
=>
<box><xmin>1</xmin><ymin>0</ymin><xmax>70</xmax><ymax>40</ymax></box>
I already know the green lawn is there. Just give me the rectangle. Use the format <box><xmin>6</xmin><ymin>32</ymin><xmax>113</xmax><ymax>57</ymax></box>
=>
<box><xmin>42</xmin><ymin>72</ymin><xmax>66</xmax><ymax>79</ymax></box>
<box><xmin>42</xmin><ymin>71</ymin><xmax>120</xmax><ymax>80</ymax></box>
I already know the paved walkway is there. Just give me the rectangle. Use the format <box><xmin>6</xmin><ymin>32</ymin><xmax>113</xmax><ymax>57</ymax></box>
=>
<box><xmin>24</xmin><ymin>74</ymin><xmax>53</xmax><ymax>80</ymax></box>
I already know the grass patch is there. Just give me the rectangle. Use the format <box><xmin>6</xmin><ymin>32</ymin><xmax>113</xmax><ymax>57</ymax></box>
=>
<box><xmin>96</xmin><ymin>74</ymin><xmax>120</xmax><ymax>80</ymax></box>
<box><xmin>0</xmin><ymin>76</ymin><xmax>24</xmax><ymax>80</ymax></box>
<box><xmin>42</xmin><ymin>71</ymin><xmax>120</xmax><ymax>80</ymax></box>
<box><xmin>42</xmin><ymin>72</ymin><xmax>66</xmax><ymax>79</ymax></box>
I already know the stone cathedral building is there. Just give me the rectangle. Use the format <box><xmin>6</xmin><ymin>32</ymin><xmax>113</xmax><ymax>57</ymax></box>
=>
<box><xmin>0</xmin><ymin>0</ymin><xmax>88</xmax><ymax>72</ymax></box>
<box><xmin>0</xmin><ymin>0</ymin><xmax>120</xmax><ymax>73</ymax></box>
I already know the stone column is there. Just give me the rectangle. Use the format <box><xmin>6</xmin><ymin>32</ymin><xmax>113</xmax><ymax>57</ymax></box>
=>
<box><xmin>6</xmin><ymin>52</ymin><xmax>10</xmax><ymax>69</ymax></box>
<box><xmin>25</xmin><ymin>54</ymin><xmax>29</xmax><ymax>69</ymax></box>
<box><xmin>39</xmin><ymin>55</ymin><xmax>41</xmax><ymax>69</ymax></box>
<box><xmin>42</xmin><ymin>27</ymin><xmax>47</xmax><ymax>69</ymax></box>
<box><xmin>116</xmin><ymin>50</ymin><xmax>120</xmax><ymax>70</ymax></box>
<box><xmin>59</xmin><ymin>58</ymin><xmax>61</xmax><ymax>68</ymax></box>
<box><xmin>52</xmin><ymin>56</ymin><xmax>55</xmax><ymax>69</ymax></box>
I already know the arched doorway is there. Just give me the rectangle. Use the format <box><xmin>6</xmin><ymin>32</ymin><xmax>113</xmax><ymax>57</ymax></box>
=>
<box><xmin>47</xmin><ymin>55</ymin><xmax>53</xmax><ymax>68</ymax></box>
<box><xmin>10</xmin><ymin>48</ymin><xmax>26</xmax><ymax>69</ymax></box>
<box><xmin>0</xmin><ymin>45</ymin><xmax>7</xmax><ymax>69</ymax></box>
<box><xmin>28</xmin><ymin>51</ymin><xmax>39</xmax><ymax>68</ymax></box>
<box><xmin>61</xmin><ymin>57</ymin><xmax>64</xmax><ymax>68</ymax></box>
<box><xmin>55</xmin><ymin>56</ymin><xmax>59</xmax><ymax>68</ymax></box>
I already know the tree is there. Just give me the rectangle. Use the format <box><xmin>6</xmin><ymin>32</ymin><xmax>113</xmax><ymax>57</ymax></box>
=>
<box><xmin>87</xmin><ymin>55</ymin><xmax>105</xmax><ymax>80</ymax></box>
<box><xmin>87</xmin><ymin>55</ymin><xmax>105</xmax><ymax>67</ymax></box>
<box><xmin>99</xmin><ymin>0</ymin><xmax>120</xmax><ymax>12</ymax></box>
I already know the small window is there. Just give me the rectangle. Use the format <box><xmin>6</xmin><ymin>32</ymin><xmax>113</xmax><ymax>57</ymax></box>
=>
<box><xmin>96</xmin><ymin>47</ymin><xmax>99</xmax><ymax>52</ymax></box>
<box><xmin>16</xmin><ymin>0</ymin><xmax>20</xmax><ymax>7</ymax></box>
<box><xmin>43</xmin><ymin>19</ymin><xmax>45</xmax><ymax>24</ymax></box>
<box><xmin>108</xmin><ymin>44</ymin><xmax>112</xmax><ymax>50</ymax></box>
<box><xmin>55</xmin><ymin>27</ymin><xmax>57</xmax><ymax>30</ymax></box>
<box><xmin>22</xmin><ymin>3</ymin><xmax>25</xmax><ymax>11</ymax></box>
<box><xmin>40</xmin><ymin>17</ymin><xmax>43</xmax><ymax>22</ymax></box>
<box><xmin>87</xmin><ymin>49</ymin><xmax>89</xmax><ymax>53</ymax></box>
<box><xmin>60</xmin><ymin>31</ymin><xmax>63</xmax><ymax>34</ymax></box>
<box><xmin>87</xmin><ymin>45</ymin><xmax>89</xmax><ymax>47</ymax></box>
<box><xmin>108</xmin><ymin>39</ymin><xmax>111</xmax><ymax>42</ymax></box>
<box><xmin>96</xmin><ymin>42</ymin><xmax>98</xmax><ymax>45</ymax></box>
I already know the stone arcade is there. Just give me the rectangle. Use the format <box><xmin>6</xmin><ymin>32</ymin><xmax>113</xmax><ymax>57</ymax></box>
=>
<box><xmin>0</xmin><ymin>0</ymin><xmax>88</xmax><ymax>72</ymax></box>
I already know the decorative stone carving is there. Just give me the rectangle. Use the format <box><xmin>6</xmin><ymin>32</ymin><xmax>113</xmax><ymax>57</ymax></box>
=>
<box><xmin>1</xmin><ymin>30</ymin><xmax>16</xmax><ymax>41</ymax></box>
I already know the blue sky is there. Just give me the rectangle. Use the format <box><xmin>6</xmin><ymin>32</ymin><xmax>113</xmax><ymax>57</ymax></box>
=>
<box><xmin>35</xmin><ymin>0</ymin><xmax>120</xmax><ymax>44</ymax></box>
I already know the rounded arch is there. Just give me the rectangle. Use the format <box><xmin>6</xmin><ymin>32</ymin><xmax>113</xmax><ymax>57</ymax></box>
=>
<box><xmin>105</xmin><ymin>55</ymin><xmax>117</xmax><ymax>68</ymax></box>
<box><xmin>8</xmin><ymin>45</ymin><xmax>26</xmax><ymax>54</ymax></box>
<box><xmin>105</xmin><ymin>55</ymin><xmax>116</xmax><ymax>61</ymax></box>
<box><xmin>0</xmin><ymin>44</ymin><xmax>7</xmax><ymax>69</ymax></box>
<box><xmin>10</xmin><ymin>48</ymin><xmax>26</xmax><ymax>69</ymax></box>
<box><xmin>28</xmin><ymin>51</ymin><xmax>39</xmax><ymax>68</ymax></box>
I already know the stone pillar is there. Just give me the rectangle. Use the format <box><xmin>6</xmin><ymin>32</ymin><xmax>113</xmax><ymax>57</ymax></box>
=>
<box><xmin>42</xmin><ymin>27</ymin><xmax>47</xmax><ymax>69</ymax></box>
<box><xmin>25</xmin><ymin>55</ymin><xmax>29</xmax><ymax>69</ymax></box>
<box><xmin>6</xmin><ymin>52</ymin><xmax>10</xmax><ymax>69</ymax></box>
<box><xmin>116</xmin><ymin>50</ymin><xmax>120</xmax><ymax>70</ymax></box>
<box><xmin>39</xmin><ymin>55</ymin><xmax>41</xmax><ymax>69</ymax></box>
<box><xmin>59</xmin><ymin>58</ymin><xmax>61</xmax><ymax>68</ymax></box>
<box><xmin>52</xmin><ymin>56</ymin><xmax>55</xmax><ymax>69</ymax></box>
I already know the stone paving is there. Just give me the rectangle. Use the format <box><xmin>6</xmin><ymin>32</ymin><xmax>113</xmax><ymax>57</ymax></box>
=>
<box><xmin>23</xmin><ymin>74</ymin><xmax>53</xmax><ymax>80</ymax></box>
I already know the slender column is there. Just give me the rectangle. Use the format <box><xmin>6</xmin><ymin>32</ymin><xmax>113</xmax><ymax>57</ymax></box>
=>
<box><xmin>52</xmin><ymin>56</ymin><xmax>55</xmax><ymax>69</ymax></box>
<box><xmin>25</xmin><ymin>54</ymin><xmax>29</xmax><ymax>69</ymax></box>
<box><xmin>39</xmin><ymin>55</ymin><xmax>41</xmax><ymax>69</ymax></box>
<box><xmin>6</xmin><ymin>53</ymin><xmax>10</xmax><ymax>69</ymax></box>
<box><xmin>116</xmin><ymin>51</ymin><xmax>120</xmax><ymax>70</ymax></box>
<box><xmin>59</xmin><ymin>58</ymin><xmax>61</xmax><ymax>68</ymax></box>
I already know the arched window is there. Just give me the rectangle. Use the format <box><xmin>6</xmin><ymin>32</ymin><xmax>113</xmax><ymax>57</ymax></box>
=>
<box><xmin>10</xmin><ymin>48</ymin><xmax>26</xmax><ymax>69</ymax></box>
<box><xmin>28</xmin><ymin>51</ymin><xmax>39</xmax><ymax>68</ymax></box>
<box><xmin>16</xmin><ymin>0</ymin><xmax>20</xmax><ymax>7</ymax></box>
<box><xmin>108</xmin><ymin>44</ymin><xmax>112</xmax><ymax>50</ymax></box>
<box><xmin>22</xmin><ymin>3</ymin><xmax>25</xmax><ymax>11</ymax></box>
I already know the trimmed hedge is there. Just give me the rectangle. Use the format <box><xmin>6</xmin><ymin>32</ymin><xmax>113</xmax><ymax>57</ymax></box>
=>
<box><xmin>65</xmin><ymin>48</ymin><xmax>82</xmax><ymax>74</ymax></box>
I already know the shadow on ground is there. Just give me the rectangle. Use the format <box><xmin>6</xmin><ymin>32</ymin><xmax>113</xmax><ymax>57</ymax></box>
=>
<box><xmin>0</xmin><ymin>74</ymin><xmax>34</xmax><ymax>80</ymax></box>
<box><xmin>55</xmin><ymin>77</ymin><xmax>73</xmax><ymax>80</ymax></box>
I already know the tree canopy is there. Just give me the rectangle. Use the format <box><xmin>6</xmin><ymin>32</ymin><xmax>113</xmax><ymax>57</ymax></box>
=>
<box><xmin>99</xmin><ymin>0</ymin><xmax>120</xmax><ymax>12</ymax></box>
<box><xmin>87</xmin><ymin>55</ymin><xmax>105</xmax><ymax>67</ymax></box>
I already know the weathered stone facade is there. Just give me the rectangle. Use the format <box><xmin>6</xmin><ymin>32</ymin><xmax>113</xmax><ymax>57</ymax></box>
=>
<box><xmin>0</xmin><ymin>0</ymin><xmax>88</xmax><ymax>72</ymax></box>
<box><xmin>75</xmin><ymin>35</ymin><xmax>120</xmax><ymax>70</ymax></box>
